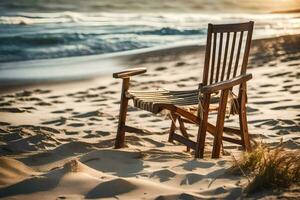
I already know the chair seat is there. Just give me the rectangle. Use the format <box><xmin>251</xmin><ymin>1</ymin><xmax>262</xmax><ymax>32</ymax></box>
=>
<box><xmin>127</xmin><ymin>89</ymin><xmax>221</xmax><ymax>114</ymax></box>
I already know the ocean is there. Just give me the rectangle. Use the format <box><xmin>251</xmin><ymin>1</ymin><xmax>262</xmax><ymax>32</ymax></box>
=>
<box><xmin>1</xmin><ymin>0</ymin><xmax>300</xmax><ymax>63</ymax></box>
<box><xmin>1</xmin><ymin>12</ymin><xmax>300</xmax><ymax>63</ymax></box>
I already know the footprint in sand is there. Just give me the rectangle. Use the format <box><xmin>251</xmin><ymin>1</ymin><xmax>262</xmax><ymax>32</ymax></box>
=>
<box><xmin>175</xmin><ymin>61</ymin><xmax>186</xmax><ymax>67</ymax></box>
<box><xmin>252</xmin><ymin>100</ymin><xmax>277</xmax><ymax>105</ymax></box>
<box><xmin>0</xmin><ymin>102</ymin><xmax>11</xmax><ymax>107</ymax></box>
<box><xmin>155</xmin><ymin>66</ymin><xmax>167</xmax><ymax>71</ymax></box>
<box><xmin>90</xmin><ymin>98</ymin><xmax>107</xmax><ymax>103</ymax></box>
<box><xmin>1</xmin><ymin>127</ymin><xmax>61</xmax><ymax>154</ymax></box>
<box><xmin>33</xmin><ymin>89</ymin><xmax>51</xmax><ymax>94</ymax></box>
<box><xmin>66</xmin><ymin>93</ymin><xmax>75</xmax><ymax>97</ymax></box>
<box><xmin>51</xmin><ymin>108</ymin><xmax>73</xmax><ymax>114</ymax></box>
<box><xmin>35</xmin><ymin>102</ymin><xmax>52</xmax><ymax>106</ymax></box>
<box><xmin>89</xmin><ymin>117</ymin><xmax>102</xmax><ymax>122</ymax></box>
<box><xmin>15</xmin><ymin>90</ymin><xmax>32</xmax><ymax>97</ymax></box>
<box><xmin>83</xmin><ymin>134</ymin><xmax>101</xmax><ymax>139</ymax></box>
<box><xmin>177</xmin><ymin>83</ymin><xmax>186</xmax><ymax>87</ymax></box>
<box><xmin>96</xmin><ymin>86</ymin><xmax>107</xmax><ymax>90</ymax></box>
<box><xmin>260</xmin><ymin>84</ymin><xmax>276</xmax><ymax>88</ymax></box>
<box><xmin>68</xmin><ymin>123</ymin><xmax>85</xmax><ymax>127</ymax></box>
<box><xmin>103</xmin><ymin>91</ymin><xmax>116</xmax><ymax>95</ymax></box>
<box><xmin>17</xmin><ymin>97</ymin><xmax>42</xmax><ymax>102</ymax></box>
<box><xmin>65</xmin><ymin>130</ymin><xmax>79</xmax><ymax>135</ymax></box>
<box><xmin>85</xmin><ymin>94</ymin><xmax>99</xmax><ymax>98</ymax></box>
<box><xmin>271</xmin><ymin>104</ymin><xmax>300</xmax><ymax>110</ymax></box>
<box><xmin>72</xmin><ymin>110</ymin><xmax>102</xmax><ymax>118</ymax></box>
<box><xmin>42</xmin><ymin>117</ymin><xmax>67</xmax><ymax>126</ymax></box>
<box><xmin>95</xmin><ymin>131</ymin><xmax>110</xmax><ymax>137</ymax></box>
<box><xmin>0</xmin><ymin>107</ymin><xmax>26</xmax><ymax>113</ymax></box>
<box><xmin>0</xmin><ymin>121</ymin><xmax>10</xmax><ymax>126</ymax></box>
<box><xmin>47</xmin><ymin>95</ymin><xmax>62</xmax><ymax>99</ymax></box>
<box><xmin>51</xmin><ymin>100</ymin><xmax>64</xmax><ymax>104</ymax></box>
<box><xmin>138</xmin><ymin>113</ymin><xmax>152</xmax><ymax>118</ymax></box>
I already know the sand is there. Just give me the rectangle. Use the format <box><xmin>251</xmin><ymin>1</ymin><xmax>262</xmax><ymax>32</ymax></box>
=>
<box><xmin>0</xmin><ymin>34</ymin><xmax>299</xmax><ymax>199</ymax></box>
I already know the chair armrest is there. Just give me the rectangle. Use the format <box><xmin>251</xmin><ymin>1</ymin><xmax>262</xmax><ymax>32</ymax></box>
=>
<box><xmin>201</xmin><ymin>74</ymin><xmax>252</xmax><ymax>94</ymax></box>
<box><xmin>113</xmin><ymin>68</ymin><xmax>147</xmax><ymax>79</ymax></box>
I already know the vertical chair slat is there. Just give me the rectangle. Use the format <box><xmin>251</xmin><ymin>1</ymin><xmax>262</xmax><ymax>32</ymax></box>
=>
<box><xmin>210</xmin><ymin>33</ymin><xmax>217</xmax><ymax>84</ymax></box>
<box><xmin>241</xmin><ymin>22</ymin><xmax>254</xmax><ymax>74</ymax></box>
<box><xmin>215</xmin><ymin>32</ymin><xmax>223</xmax><ymax>83</ymax></box>
<box><xmin>220</xmin><ymin>32</ymin><xmax>230</xmax><ymax>81</ymax></box>
<box><xmin>227</xmin><ymin>32</ymin><xmax>237</xmax><ymax>79</ymax></box>
<box><xmin>233</xmin><ymin>31</ymin><xmax>244</xmax><ymax>77</ymax></box>
<box><xmin>203</xmin><ymin>24</ymin><xmax>213</xmax><ymax>85</ymax></box>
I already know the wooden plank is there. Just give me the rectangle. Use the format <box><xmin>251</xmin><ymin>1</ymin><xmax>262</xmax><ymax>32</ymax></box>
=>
<box><xmin>241</xmin><ymin>21</ymin><xmax>254</xmax><ymax>73</ymax></box>
<box><xmin>129</xmin><ymin>90</ymin><xmax>199</xmax><ymax>96</ymax></box>
<box><xmin>161</xmin><ymin>104</ymin><xmax>200</xmax><ymax>125</ymax></box>
<box><xmin>212</xmin><ymin>89</ymin><xmax>229</xmax><ymax>158</ymax></box>
<box><xmin>239</xmin><ymin>83</ymin><xmax>252</xmax><ymax>151</ymax></box>
<box><xmin>226</xmin><ymin>32</ymin><xmax>237</xmax><ymax>79</ymax></box>
<box><xmin>178</xmin><ymin>117</ymin><xmax>191</xmax><ymax>151</ymax></box>
<box><xmin>113</xmin><ymin>68</ymin><xmax>147</xmax><ymax>78</ymax></box>
<box><xmin>233</xmin><ymin>31</ymin><xmax>244</xmax><ymax>77</ymax></box>
<box><xmin>203</xmin><ymin>24</ymin><xmax>213</xmax><ymax>85</ymax></box>
<box><xmin>210</xmin><ymin>32</ymin><xmax>217</xmax><ymax>84</ymax></box>
<box><xmin>215</xmin><ymin>32</ymin><xmax>223</xmax><ymax>82</ymax></box>
<box><xmin>220</xmin><ymin>32</ymin><xmax>230</xmax><ymax>81</ymax></box>
<box><xmin>179</xmin><ymin>117</ymin><xmax>243</xmax><ymax>146</ymax></box>
<box><xmin>201</xmin><ymin>74</ymin><xmax>252</xmax><ymax>94</ymax></box>
<box><xmin>115</xmin><ymin>78</ymin><xmax>130</xmax><ymax>148</ymax></box>
<box><xmin>168</xmin><ymin>112</ymin><xmax>177</xmax><ymax>142</ymax></box>
<box><xmin>211</xmin><ymin>21</ymin><xmax>253</xmax><ymax>33</ymax></box>
<box><xmin>195</xmin><ymin>93</ymin><xmax>211</xmax><ymax>158</ymax></box>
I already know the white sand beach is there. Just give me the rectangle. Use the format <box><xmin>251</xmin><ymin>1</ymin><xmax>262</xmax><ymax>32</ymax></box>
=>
<box><xmin>0</xmin><ymin>34</ymin><xmax>299</xmax><ymax>199</ymax></box>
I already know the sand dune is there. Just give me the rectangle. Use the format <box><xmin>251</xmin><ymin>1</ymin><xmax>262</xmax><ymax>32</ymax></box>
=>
<box><xmin>0</xmin><ymin>34</ymin><xmax>299</xmax><ymax>199</ymax></box>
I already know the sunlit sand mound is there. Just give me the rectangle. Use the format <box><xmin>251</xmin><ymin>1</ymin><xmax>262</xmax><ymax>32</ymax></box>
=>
<box><xmin>0</xmin><ymin>160</ymin><xmax>104</xmax><ymax>199</ymax></box>
<box><xmin>0</xmin><ymin>157</ymin><xmax>37</xmax><ymax>187</ymax></box>
<box><xmin>0</xmin><ymin>158</ymin><xmax>202</xmax><ymax>199</ymax></box>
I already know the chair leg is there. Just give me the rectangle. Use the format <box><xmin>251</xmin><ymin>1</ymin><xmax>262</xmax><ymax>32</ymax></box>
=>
<box><xmin>239</xmin><ymin>85</ymin><xmax>252</xmax><ymax>151</ymax></box>
<box><xmin>168</xmin><ymin>112</ymin><xmax>177</xmax><ymax>142</ymax></box>
<box><xmin>212</xmin><ymin>89</ymin><xmax>229</xmax><ymax>158</ymax></box>
<box><xmin>115</xmin><ymin>78</ymin><xmax>130</xmax><ymax>149</ymax></box>
<box><xmin>178</xmin><ymin>116</ymin><xmax>190</xmax><ymax>152</ymax></box>
<box><xmin>195</xmin><ymin>94</ymin><xmax>211</xmax><ymax>158</ymax></box>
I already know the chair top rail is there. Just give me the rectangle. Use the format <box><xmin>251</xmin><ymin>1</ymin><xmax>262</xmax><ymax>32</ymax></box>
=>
<box><xmin>210</xmin><ymin>21</ymin><xmax>254</xmax><ymax>33</ymax></box>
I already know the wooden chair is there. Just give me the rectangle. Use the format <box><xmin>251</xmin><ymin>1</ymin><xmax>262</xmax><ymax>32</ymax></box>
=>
<box><xmin>113</xmin><ymin>21</ymin><xmax>254</xmax><ymax>158</ymax></box>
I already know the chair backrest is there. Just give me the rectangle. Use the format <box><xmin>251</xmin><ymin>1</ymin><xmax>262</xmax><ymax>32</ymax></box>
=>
<box><xmin>202</xmin><ymin>21</ymin><xmax>254</xmax><ymax>85</ymax></box>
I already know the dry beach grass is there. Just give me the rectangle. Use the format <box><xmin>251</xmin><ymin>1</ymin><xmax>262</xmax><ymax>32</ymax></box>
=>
<box><xmin>229</xmin><ymin>142</ymin><xmax>300</xmax><ymax>195</ymax></box>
